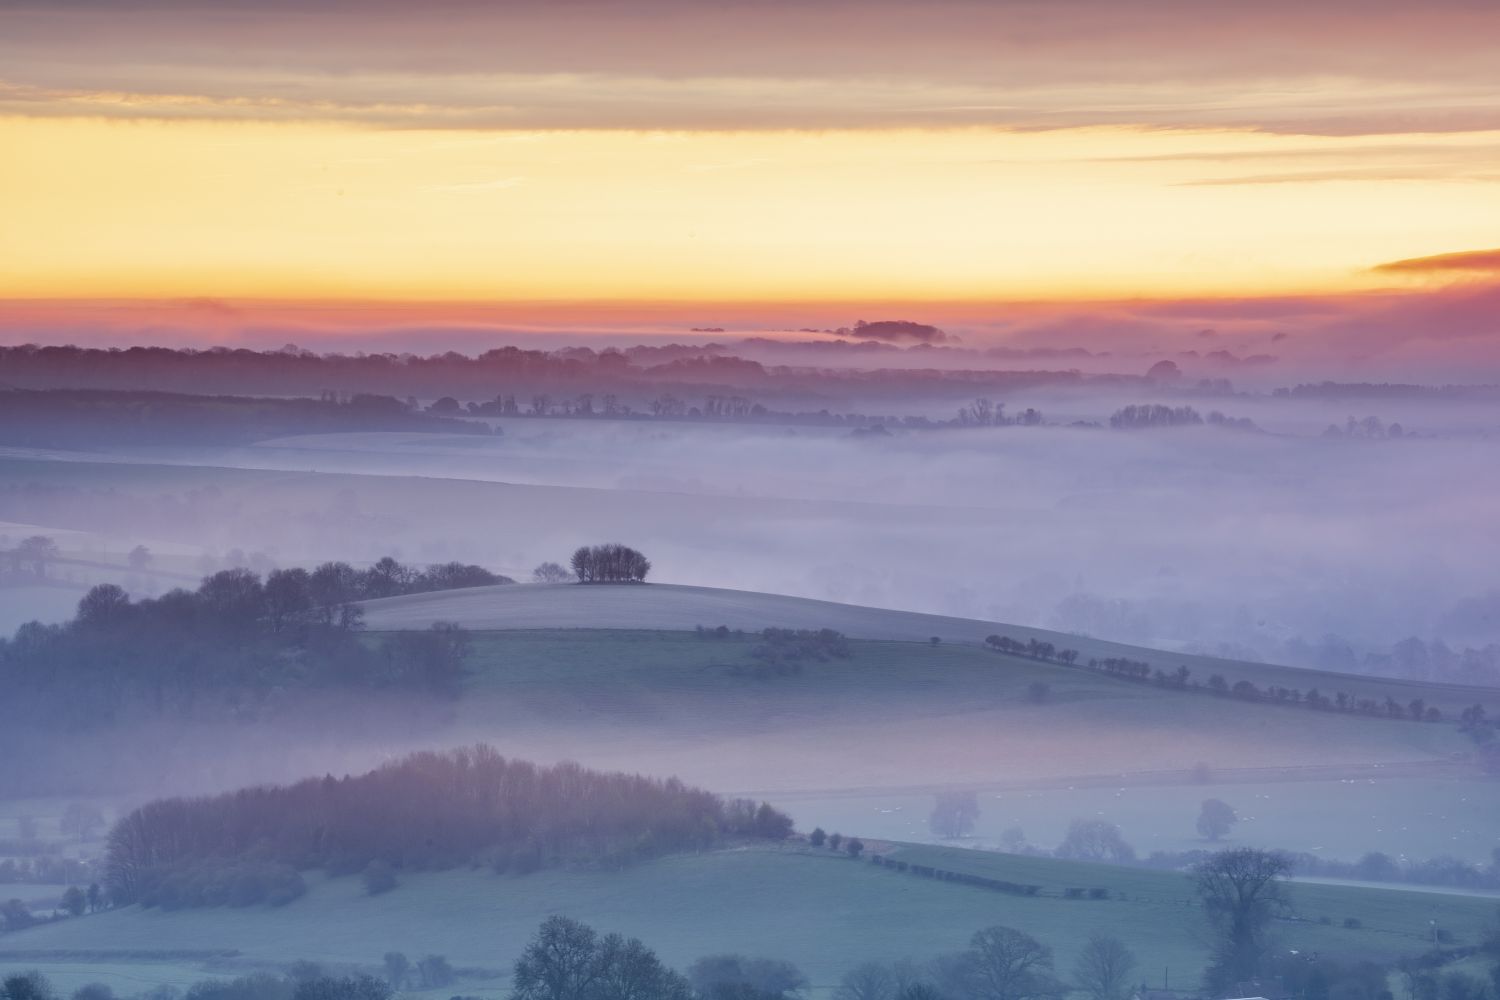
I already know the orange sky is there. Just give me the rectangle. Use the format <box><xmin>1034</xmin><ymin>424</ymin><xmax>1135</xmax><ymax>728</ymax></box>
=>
<box><xmin>3</xmin><ymin>1</ymin><xmax>1500</xmax><ymax>327</ymax></box>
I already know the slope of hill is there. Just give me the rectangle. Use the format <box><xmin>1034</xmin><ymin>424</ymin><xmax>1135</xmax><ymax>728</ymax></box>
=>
<box><xmin>2</xmin><ymin>844</ymin><xmax>1493</xmax><ymax>998</ymax></box>
<box><xmin>362</xmin><ymin>582</ymin><xmax>1497</xmax><ymax>715</ymax></box>
<box><xmin>430</xmin><ymin>628</ymin><xmax>1496</xmax><ymax>864</ymax></box>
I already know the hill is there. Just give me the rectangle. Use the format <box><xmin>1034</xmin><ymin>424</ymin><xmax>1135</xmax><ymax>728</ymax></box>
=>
<box><xmin>362</xmin><ymin>582</ymin><xmax>1497</xmax><ymax>717</ymax></box>
<box><xmin>433</xmin><ymin>628</ymin><xmax>1496</xmax><ymax>865</ymax></box>
<box><xmin>3</xmin><ymin>843</ymin><xmax>1494</xmax><ymax>998</ymax></box>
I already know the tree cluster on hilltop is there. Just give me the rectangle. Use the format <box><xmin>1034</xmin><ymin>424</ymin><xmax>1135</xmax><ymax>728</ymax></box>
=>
<box><xmin>103</xmin><ymin>745</ymin><xmax>793</xmax><ymax>909</ymax></box>
<box><xmin>570</xmin><ymin>544</ymin><xmax>651</xmax><ymax>583</ymax></box>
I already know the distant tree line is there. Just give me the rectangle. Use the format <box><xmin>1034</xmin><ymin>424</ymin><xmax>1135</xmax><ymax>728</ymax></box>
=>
<box><xmin>0</xmin><ymin>388</ymin><xmax>488</xmax><ymax>448</ymax></box>
<box><xmin>982</xmin><ymin>634</ymin><xmax>1493</xmax><ymax>729</ymax></box>
<box><xmin>103</xmin><ymin>745</ymin><xmax>793</xmax><ymax>908</ymax></box>
<box><xmin>1107</xmin><ymin>404</ymin><xmax>1256</xmax><ymax>431</ymax></box>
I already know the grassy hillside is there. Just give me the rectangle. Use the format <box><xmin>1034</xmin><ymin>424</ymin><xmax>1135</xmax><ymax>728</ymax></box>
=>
<box><xmin>3</xmin><ymin>844</ymin><xmax>1494</xmax><ymax>998</ymax></box>
<box><xmin>422</xmin><ymin>629</ymin><xmax>1498</xmax><ymax>863</ymax></box>
<box><xmin>363</xmin><ymin>583</ymin><xmax>1498</xmax><ymax>718</ymax></box>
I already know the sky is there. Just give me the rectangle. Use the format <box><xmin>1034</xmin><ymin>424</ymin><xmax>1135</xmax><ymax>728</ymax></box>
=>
<box><xmin>3</xmin><ymin>0</ymin><xmax>1500</xmax><ymax>362</ymax></box>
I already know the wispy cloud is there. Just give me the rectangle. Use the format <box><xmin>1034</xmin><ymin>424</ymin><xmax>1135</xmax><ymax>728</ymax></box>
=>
<box><xmin>1373</xmin><ymin>248</ymin><xmax>1500</xmax><ymax>274</ymax></box>
<box><xmin>5</xmin><ymin>1</ymin><xmax>1500</xmax><ymax>134</ymax></box>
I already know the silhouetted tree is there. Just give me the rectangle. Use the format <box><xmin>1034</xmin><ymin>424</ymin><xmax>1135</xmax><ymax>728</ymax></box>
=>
<box><xmin>1072</xmin><ymin>935</ymin><xmax>1135</xmax><ymax>1000</ymax></box>
<box><xmin>1193</xmin><ymin>848</ymin><xmax>1293</xmax><ymax>991</ymax></box>
<box><xmin>1196</xmin><ymin>799</ymin><xmax>1238</xmax><ymax>842</ymax></box>
<box><xmin>1055</xmin><ymin>820</ymin><xmax>1135</xmax><ymax>863</ymax></box>
<box><xmin>836</xmin><ymin>964</ymin><xmax>895</xmax><ymax>1000</ymax></box>
<box><xmin>929</xmin><ymin>792</ymin><xmax>980</xmax><ymax>839</ymax></box>
<box><xmin>570</xmin><ymin>544</ymin><xmax>650</xmax><ymax>584</ymax></box>
<box><xmin>381</xmin><ymin>954</ymin><xmax>409</xmax><ymax>990</ymax></box>
<box><xmin>533</xmin><ymin>562</ymin><xmax>574</xmax><ymax>583</ymax></box>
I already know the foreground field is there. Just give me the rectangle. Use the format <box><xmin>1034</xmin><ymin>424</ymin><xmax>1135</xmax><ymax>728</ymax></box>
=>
<box><xmin>3</xmin><ymin>844</ymin><xmax>1494</xmax><ymax>998</ymax></box>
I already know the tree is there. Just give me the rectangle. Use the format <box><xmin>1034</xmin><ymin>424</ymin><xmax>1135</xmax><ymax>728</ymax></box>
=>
<box><xmin>15</xmin><ymin>536</ymin><xmax>59</xmax><ymax>579</ymax></box>
<box><xmin>961</xmin><ymin>925</ymin><xmax>1065</xmax><ymax>1000</ymax></box>
<box><xmin>77</xmin><ymin>585</ymin><xmax>131</xmax><ymax>630</ymax></box>
<box><xmin>415</xmin><ymin>956</ymin><xmax>454</xmax><ymax>990</ymax></box>
<box><xmin>809</xmin><ymin>828</ymin><xmax>826</xmax><ymax>848</ymax></box>
<box><xmin>3</xmin><ymin>973</ymin><xmax>55</xmax><ymax>1000</ymax></box>
<box><xmin>836</xmin><ymin>964</ymin><xmax>895</xmax><ymax>1000</ymax></box>
<box><xmin>61</xmin><ymin>886</ymin><xmax>86</xmax><ymax>917</ymax></box>
<box><xmin>688</xmin><ymin>956</ymin><xmax>806</xmax><ymax>1000</ymax></box>
<box><xmin>71</xmin><ymin>985</ymin><xmax>114</xmax><ymax>1000</ymax></box>
<box><xmin>929</xmin><ymin>791</ymin><xmax>981</xmax><ymax>839</ymax></box>
<box><xmin>85</xmin><ymin>883</ymin><xmax>101</xmax><ymax>913</ymax></box>
<box><xmin>361</xmin><ymin>860</ymin><xmax>397</xmax><ymax>895</ymax></box>
<box><xmin>264</xmin><ymin>568</ymin><xmax>313</xmax><ymax>631</ymax></box>
<box><xmin>60</xmin><ymin>803</ymin><xmax>105</xmax><ymax>843</ymax></box>
<box><xmin>1072</xmin><ymin>935</ymin><xmax>1136</xmax><ymax>1000</ymax></box>
<box><xmin>127</xmin><ymin>545</ymin><xmax>153</xmax><ymax>572</ymax></box>
<box><xmin>512</xmin><ymin>917</ymin><xmax>691</xmax><ymax>1000</ymax></box>
<box><xmin>292</xmin><ymin>976</ymin><xmax>392</xmax><ymax>1000</ymax></box>
<box><xmin>1196</xmin><ymin>799</ymin><xmax>1238</xmax><ymax>842</ymax></box>
<box><xmin>846</xmin><ymin>838</ymin><xmax>865</xmax><ymax>858</ymax></box>
<box><xmin>533</xmin><ymin>562</ymin><xmax>574</xmax><ymax>584</ymax></box>
<box><xmin>592</xmin><ymin>932</ymin><xmax>692</xmax><ymax>1000</ymax></box>
<box><xmin>1193</xmin><ymin>848</ymin><xmax>1293</xmax><ymax>991</ymax></box>
<box><xmin>381</xmin><ymin>953</ymin><xmax>410</xmax><ymax>990</ymax></box>
<box><xmin>1055</xmin><ymin>820</ymin><xmax>1135</xmax><ymax>863</ymax></box>
<box><xmin>570</xmin><ymin>544</ymin><xmax>651</xmax><ymax>584</ymax></box>
<box><xmin>513</xmin><ymin>916</ymin><xmax>604</xmax><ymax>1000</ymax></box>
<box><xmin>1</xmin><ymin>899</ymin><xmax>33</xmax><ymax>932</ymax></box>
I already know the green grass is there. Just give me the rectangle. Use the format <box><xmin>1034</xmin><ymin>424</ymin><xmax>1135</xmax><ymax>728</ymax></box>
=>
<box><xmin>3</xmin><ymin>844</ymin><xmax>1494</xmax><ymax>998</ymax></box>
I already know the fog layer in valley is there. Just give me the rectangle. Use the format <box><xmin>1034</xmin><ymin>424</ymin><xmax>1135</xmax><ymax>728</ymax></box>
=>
<box><xmin>8</xmin><ymin>389</ymin><xmax>1495</xmax><ymax>663</ymax></box>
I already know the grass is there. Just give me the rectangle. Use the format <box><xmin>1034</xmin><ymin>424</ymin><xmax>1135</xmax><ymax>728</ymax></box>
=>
<box><xmin>417</xmin><ymin>629</ymin><xmax>1496</xmax><ymax>866</ymax></box>
<box><xmin>363</xmin><ymin>584</ymin><xmax>1499</xmax><ymax>721</ymax></box>
<box><xmin>2</xmin><ymin>844</ymin><xmax>1494</xmax><ymax>998</ymax></box>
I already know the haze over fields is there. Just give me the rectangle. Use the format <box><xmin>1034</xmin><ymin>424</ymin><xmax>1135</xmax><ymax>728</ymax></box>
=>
<box><xmin>4</xmin><ymin>3</ymin><xmax>1500</xmax><ymax>1000</ymax></box>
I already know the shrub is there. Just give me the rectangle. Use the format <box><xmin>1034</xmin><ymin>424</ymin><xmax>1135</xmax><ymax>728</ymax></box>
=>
<box><xmin>361</xmin><ymin>860</ymin><xmax>397</xmax><ymax>896</ymax></box>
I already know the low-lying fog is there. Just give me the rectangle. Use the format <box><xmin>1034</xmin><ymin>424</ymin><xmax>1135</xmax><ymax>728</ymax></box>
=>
<box><xmin>6</xmin><ymin>386</ymin><xmax>1495</xmax><ymax>662</ymax></box>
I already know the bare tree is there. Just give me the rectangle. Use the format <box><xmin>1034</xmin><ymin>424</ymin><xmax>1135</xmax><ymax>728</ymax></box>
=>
<box><xmin>533</xmin><ymin>562</ymin><xmax>574</xmax><ymax>584</ymax></box>
<box><xmin>928</xmin><ymin>791</ymin><xmax>980</xmax><ymax>839</ymax></box>
<box><xmin>1193</xmin><ymin>848</ymin><xmax>1293</xmax><ymax>991</ymax></box>
<box><xmin>836</xmin><ymin>963</ymin><xmax>895</xmax><ymax>1000</ymax></box>
<box><xmin>1072</xmin><ymin>935</ymin><xmax>1136</xmax><ymax>1000</ymax></box>
<box><xmin>1055</xmin><ymin>819</ymin><xmax>1135</xmax><ymax>863</ymax></box>
<box><xmin>962</xmin><ymin>926</ymin><xmax>1065</xmax><ymax>1000</ymax></box>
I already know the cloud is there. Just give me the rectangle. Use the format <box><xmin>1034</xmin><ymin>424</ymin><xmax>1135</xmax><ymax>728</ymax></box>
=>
<box><xmin>4</xmin><ymin>1</ymin><xmax>1500</xmax><ymax>134</ymax></box>
<box><xmin>1373</xmin><ymin>248</ymin><xmax>1500</xmax><ymax>274</ymax></box>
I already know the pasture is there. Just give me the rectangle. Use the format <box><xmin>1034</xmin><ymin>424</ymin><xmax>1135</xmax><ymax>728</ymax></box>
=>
<box><xmin>3</xmin><ymin>843</ymin><xmax>1495</xmax><ymax>997</ymax></box>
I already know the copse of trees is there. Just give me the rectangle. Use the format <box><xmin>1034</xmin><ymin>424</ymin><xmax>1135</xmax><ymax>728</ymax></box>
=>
<box><xmin>0</xmin><ymin>554</ymin><xmax>499</xmax><ymax>732</ymax></box>
<box><xmin>570</xmin><ymin>544</ymin><xmax>651</xmax><ymax>583</ymax></box>
<box><xmin>103</xmin><ymin>745</ymin><xmax>793</xmax><ymax>908</ymax></box>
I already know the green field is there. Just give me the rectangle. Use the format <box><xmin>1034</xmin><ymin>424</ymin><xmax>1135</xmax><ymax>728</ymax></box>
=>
<box><xmin>3</xmin><ymin>843</ymin><xmax>1495</xmax><ymax>998</ymax></box>
<box><xmin>416</xmin><ymin>628</ymin><xmax>1500</xmax><ymax>864</ymax></box>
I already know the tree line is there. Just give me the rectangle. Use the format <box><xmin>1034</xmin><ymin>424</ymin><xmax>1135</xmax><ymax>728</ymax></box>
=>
<box><xmin>102</xmin><ymin>745</ymin><xmax>793</xmax><ymax>909</ymax></box>
<box><xmin>983</xmin><ymin>634</ymin><xmax>1495</xmax><ymax>732</ymax></box>
<box><xmin>0</xmin><ymin>556</ymin><xmax>497</xmax><ymax>735</ymax></box>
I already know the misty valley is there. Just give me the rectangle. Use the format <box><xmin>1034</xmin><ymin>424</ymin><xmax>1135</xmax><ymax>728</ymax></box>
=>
<box><xmin>1</xmin><ymin>336</ymin><xmax>1497</xmax><ymax>1000</ymax></box>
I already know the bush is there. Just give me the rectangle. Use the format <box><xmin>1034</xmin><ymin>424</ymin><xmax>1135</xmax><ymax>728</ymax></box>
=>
<box><xmin>361</xmin><ymin>860</ymin><xmax>397</xmax><ymax>896</ymax></box>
